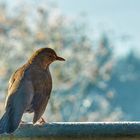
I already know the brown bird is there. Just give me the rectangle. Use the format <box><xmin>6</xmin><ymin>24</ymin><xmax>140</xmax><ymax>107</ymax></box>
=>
<box><xmin>0</xmin><ymin>48</ymin><xmax>65</xmax><ymax>134</ymax></box>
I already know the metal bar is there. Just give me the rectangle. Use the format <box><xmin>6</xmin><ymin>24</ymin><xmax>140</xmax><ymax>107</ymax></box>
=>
<box><xmin>10</xmin><ymin>122</ymin><xmax>140</xmax><ymax>138</ymax></box>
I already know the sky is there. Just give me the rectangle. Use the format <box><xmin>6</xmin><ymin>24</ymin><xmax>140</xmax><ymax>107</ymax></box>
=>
<box><xmin>53</xmin><ymin>0</ymin><xmax>140</xmax><ymax>56</ymax></box>
<box><xmin>4</xmin><ymin>0</ymin><xmax>140</xmax><ymax>56</ymax></box>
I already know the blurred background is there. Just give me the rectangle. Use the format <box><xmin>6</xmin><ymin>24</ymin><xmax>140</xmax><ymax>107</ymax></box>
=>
<box><xmin>0</xmin><ymin>0</ymin><xmax>140</xmax><ymax>122</ymax></box>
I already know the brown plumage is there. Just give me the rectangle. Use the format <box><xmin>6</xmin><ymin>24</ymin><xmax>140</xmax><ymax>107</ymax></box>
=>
<box><xmin>0</xmin><ymin>48</ymin><xmax>65</xmax><ymax>134</ymax></box>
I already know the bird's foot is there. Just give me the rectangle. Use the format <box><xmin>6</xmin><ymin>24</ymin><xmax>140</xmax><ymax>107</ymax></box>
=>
<box><xmin>19</xmin><ymin>120</ymin><xmax>27</xmax><ymax>128</ymax></box>
<box><xmin>20</xmin><ymin>120</ymin><xmax>26</xmax><ymax>124</ymax></box>
<box><xmin>38</xmin><ymin>117</ymin><xmax>46</xmax><ymax>125</ymax></box>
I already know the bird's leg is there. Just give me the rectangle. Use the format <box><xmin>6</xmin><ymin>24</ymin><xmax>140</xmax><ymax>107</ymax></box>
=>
<box><xmin>20</xmin><ymin>120</ymin><xmax>26</xmax><ymax>124</ymax></box>
<box><xmin>19</xmin><ymin>120</ymin><xmax>27</xmax><ymax>128</ymax></box>
<box><xmin>38</xmin><ymin>117</ymin><xmax>46</xmax><ymax>125</ymax></box>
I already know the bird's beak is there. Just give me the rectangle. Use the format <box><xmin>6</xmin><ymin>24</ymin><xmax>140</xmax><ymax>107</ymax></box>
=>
<box><xmin>56</xmin><ymin>56</ymin><xmax>65</xmax><ymax>61</ymax></box>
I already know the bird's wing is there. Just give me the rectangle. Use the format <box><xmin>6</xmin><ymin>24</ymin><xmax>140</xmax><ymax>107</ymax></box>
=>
<box><xmin>3</xmin><ymin>66</ymin><xmax>34</xmax><ymax>133</ymax></box>
<box><xmin>8</xmin><ymin>69</ymin><xmax>19</xmax><ymax>91</ymax></box>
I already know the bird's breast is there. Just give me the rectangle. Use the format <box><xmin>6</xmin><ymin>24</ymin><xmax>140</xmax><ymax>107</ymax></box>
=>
<box><xmin>31</xmin><ymin>69</ymin><xmax>52</xmax><ymax>95</ymax></box>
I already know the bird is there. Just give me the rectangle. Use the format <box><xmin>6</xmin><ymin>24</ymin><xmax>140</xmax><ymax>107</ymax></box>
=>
<box><xmin>0</xmin><ymin>47</ymin><xmax>65</xmax><ymax>134</ymax></box>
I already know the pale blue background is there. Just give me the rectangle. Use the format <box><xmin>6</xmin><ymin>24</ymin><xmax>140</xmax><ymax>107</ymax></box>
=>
<box><xmin>55</xmin><ymin>0</ymin><xmax>140</xmax><ymax>55</ymax></box>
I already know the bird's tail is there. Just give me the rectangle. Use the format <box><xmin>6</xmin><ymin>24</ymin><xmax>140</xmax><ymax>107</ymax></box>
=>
<box><xmin>0</xmin><ymin>108</ymin><xmax>21</xmax><ymax>134</ymax></box>
<box><xmin>0</xmin><ymin>109</ymin><xmax>10</xmax><ymax>134</ymax></box>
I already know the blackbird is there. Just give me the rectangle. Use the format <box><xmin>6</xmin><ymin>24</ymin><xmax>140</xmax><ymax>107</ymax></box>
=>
<box><xmin>0</xmin><ymin>47</ymin><xmax>65</xmax><ymax>134</ymax></box>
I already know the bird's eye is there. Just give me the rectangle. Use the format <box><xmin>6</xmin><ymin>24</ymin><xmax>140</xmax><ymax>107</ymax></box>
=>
<box><xmin>48</xmin><ymin>54</ymin><xmax>52</xmax><ymax>58</ymax></box>
<box><xmin>53</xmin><ymin>55</ymin><xmax>56</xmax><ymax>58</ymax></box>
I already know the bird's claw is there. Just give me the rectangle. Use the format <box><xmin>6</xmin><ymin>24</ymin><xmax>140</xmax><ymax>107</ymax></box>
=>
<box><xmin>38</xmin><ymin>117</ymin><xmax>46</xmax><ymax>125</ymax></box>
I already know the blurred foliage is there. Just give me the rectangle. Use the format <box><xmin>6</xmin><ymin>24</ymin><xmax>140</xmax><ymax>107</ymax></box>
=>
<box><xmin>109</xmin><ymin>52</ymin><xmax>140</xmax><ymax>121</ymax></box>
<box><xmin>0</xmin><ymin>0</ymin><xmax>135</xmax><ymax>121</ymax></box>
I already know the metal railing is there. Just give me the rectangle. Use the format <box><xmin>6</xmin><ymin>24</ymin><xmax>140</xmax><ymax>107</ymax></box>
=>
<box><xmin>1</xmin><ymin>122</ymin><xmax>140</xmax><ymax>139</ymax></box>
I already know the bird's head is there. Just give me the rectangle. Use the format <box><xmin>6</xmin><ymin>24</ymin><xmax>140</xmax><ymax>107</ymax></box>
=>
<box><xmin>30</xmin><ymin>48</ymin><xmax>65</xmax><ymax>69</ymax></box>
